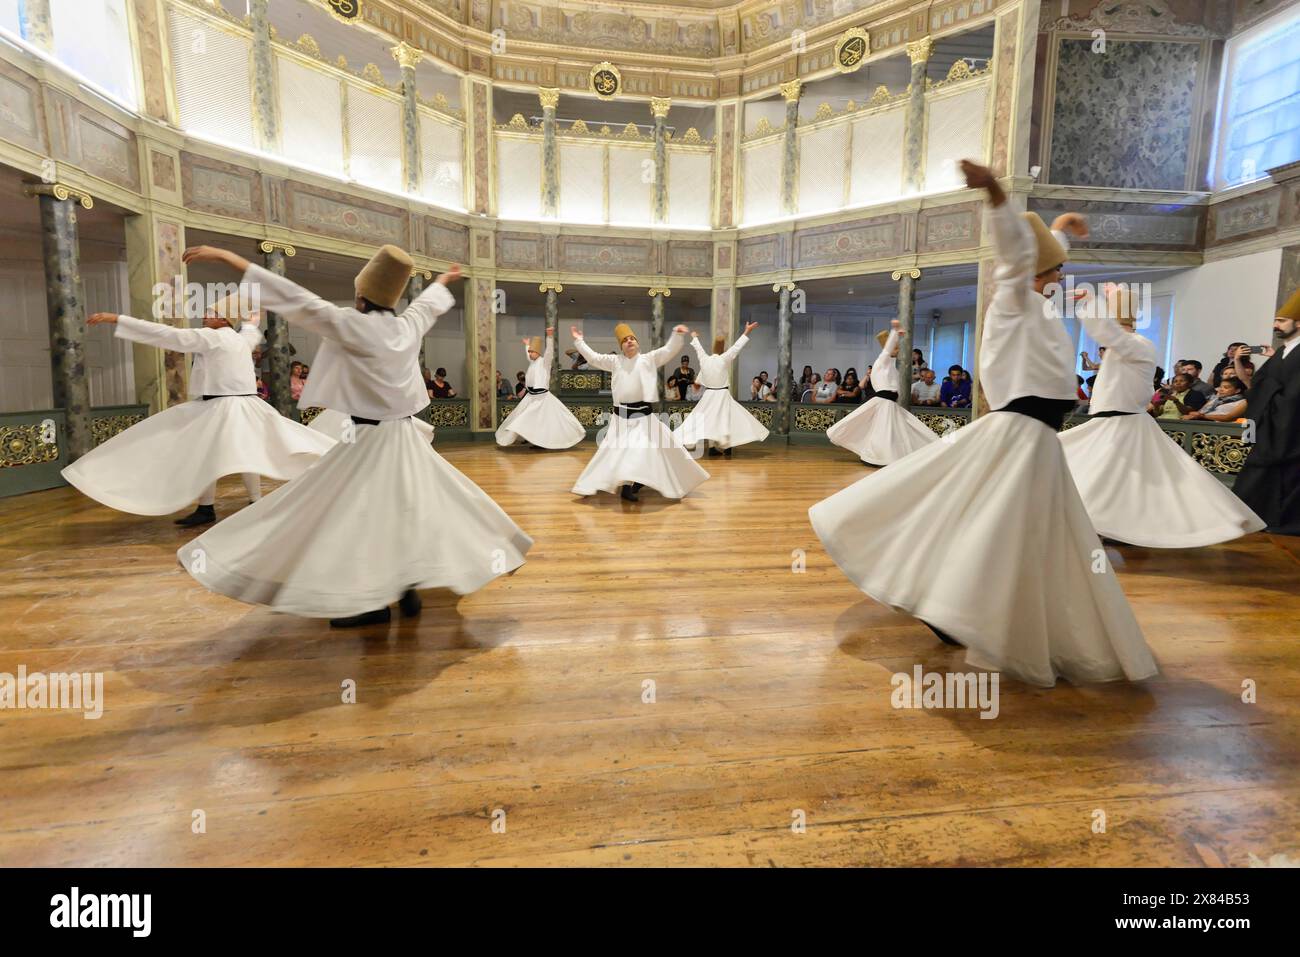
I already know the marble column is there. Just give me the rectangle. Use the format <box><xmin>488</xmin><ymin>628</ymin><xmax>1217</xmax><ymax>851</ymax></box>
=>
<box><xmin>260</xmin><ymin>243</ymin><xmax>294</xmax><ymax>418</ymax></box>
<box><xmin>31</xmin><ymin>185</ymin><xmax>92</xmax><ymax>460</ymax></box>
<box><xmin>18</xmin><ymin>0</ymin><xmax>53</xmax><ymax>52</ymax></box>
<box><xmin>779</xmin><ymin>80</ymin><xmax>801</xmax><ymax>216</ymax></box>
<box><xmin>651</xmin><ymin>97</ymin><xmax>671</xmax><ymax>224</ymax></box>
<box><xmin>649</xmin><ymin>287</ymin><xmax>668</xmax><ymax>401</ymax></box>
<box><xmin>392</xmin><ymin>42</ymin><xmax>423</xmax><ymax>195</ymax></box>
<box><xmin>407</xmin><ymin>272</ymin><xmax>428</xmax><ymax>375</ymax></box>
<box><xmin>248</xmin><ymin>0</ymin><xmax>279</xmax><ymax>153</ymax></box>
<box><xmin>542</xmin><ymin>284</ymin><xmax>561</xmax><ymax>393</ymax></box>
<box><xmin>903</xmin><ymin>37</ymin><xmax>933</xmax><ymax>195</ymax></box>
<box><xmin>893</xmin><ymin>269</ymin><xmax>919</xmax><ymax>409</ymax></box>
<box><xmin>539</xmin><ymin>88</ymin><xmax>559</xmax><ymax>218</ymax></box>
<box><xmin>775</xmin><ymin>282</ymin><xmax>795</xmax><ymax>434</ymax></box>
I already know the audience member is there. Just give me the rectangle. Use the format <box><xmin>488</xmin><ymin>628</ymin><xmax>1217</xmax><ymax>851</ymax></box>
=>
<box><xmin>429</xmin><ymin>367</ymin><xmax>457</xmax><ymax>399</ymax></box>
<box><xmin>1149</xmin><ymin>372</ymin><xmax>1206</xmax><ymax>419</ymax></box>
<box><xmin>666</xmin><ymin>355</ymin><xmax>696</xmax><ymax>400</ymax></box>
<box><xmin>1177</xmin><ymin>359</ymin><xmax>1214</xmax><ymax>398</ymax></box>
<box><xmin>939</xmin><ymin>365</ymin><xmax>971</xmax><ymax>408</ymax></box>
<box><xmin>836</xmin><ymin>371</ymin><xmax>863</xmax><ymax>404</ymax></box>
<box><xmin>812</xmin><ymin>369</ymin><xmax>840</xmax><ymax>404</ymax></box>
<box><xmin>1185</xmin><ymin>377</ymin><xmax>1248</xmax><ymax>422</ymax></box>
<box><xmin>911</xmin><ymin>367</ymin><xmax>941</xmax><ymax>405</ymax></box>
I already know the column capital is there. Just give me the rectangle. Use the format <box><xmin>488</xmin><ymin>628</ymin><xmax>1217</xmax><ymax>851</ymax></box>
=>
<box><xmin>648</xmin><ymin>286</ymin><xmax>672</xmax><ymax>297</ymax></box>
<box><xmin>538</xmin><ymin>87</ymin><xmax>560</xmax><ymax>110</ymax></box>
<box><xmin>538</xmin><ymin>282</ymin><xmax>564</xmax><ymax>293</ymax></box>
<box><xmin>259</xmin><ymin>241</ymin><xmax>296</xmax><ymax>256</ymax></box>
<box><xmin>391</xmin><ymin>41</ymin><xmax>423</xmax><ymax>71</ymax></box>
<box><xmin>650</xmin><ymin>96</ymin><xmax>672</xmax><ymax>119</ymax></box>
<box><xmin>23</xmin><ymin>182</ymin><xmax>92</xmax><ymax>208</ymax></box>
<box><xmin>779</xmin><ymin>79</ymin><xmax>802</xmax><ymax>102</ymax></box>
<box><xmin>891</xmin><ymin>268</ymin><xmax>921</xmax><ymax>281</ymax></box>
<box><xmin>906</xmin><ymin>36</ymin><xmax>934</xmax><ymax>65</ymax></box>
<box><xmin>772</xmin><ymin>281</ymin><xmax>797</xmax><ymax>292</ymax></box>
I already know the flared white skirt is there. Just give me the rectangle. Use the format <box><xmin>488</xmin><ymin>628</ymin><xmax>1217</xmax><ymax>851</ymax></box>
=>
<box><xmin>496</xmin><ymin>391</ymin><xmax>585</xmax><ymax>449</ymax></box>
<box><xmin>809</xmin><ymin>410</ymin><xmax>1157</xmax><ymax>687</ymax></box>
<box><xmin>572</xmin><ymin>411</ymin><xmax>709</xmax><ymax>499</ymax></box>
<box><xmin>178</xmin><ymin>417</ymin><xmax>533</xmax><ymax>617</ymax></box>
<box><xmin>62</xmin><ymin>396</ymin><xmax>336</xmax><ymax>516</ymax></box>
<box><xmin>675</xmin><ymin>389</ymin><xmax>770</xmax><ymax>450</ymax></box>
<box><xmin>1060</xmin><ymin>412</ymin><xmax>1265</xmax><ymax>547</ymax></box>
<box><xmin>825</xmin><ymin>396</ymin><xmax>937</xmax><ymax>465</ymax></box>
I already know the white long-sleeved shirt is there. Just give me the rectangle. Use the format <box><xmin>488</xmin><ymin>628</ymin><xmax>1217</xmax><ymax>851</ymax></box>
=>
<box><xmin>870</xmin><ymin>329</ymin><xmax>900</xmax><ymax>392</ymax></box>
<box><xmin>688</xmin><ymin>333</ymin><xmax>749</xmax><ymax>388</ymax></box>
<box><xmin>1079</xmin><ymin>299</ymin><xmax>1156</xmax><ymax>414</ymax></box>
<box><xmin>574</xmin><ymin>330</ymin><xmax>684</xmax><ymax>405</ymax></box>
<box><xmin>978</xmin><ymin>203</ymin><xmax>1078</xmax><ymax>409</ymax></box>
<box><xmin>114</xmin><ymin>314</ymin><xmax>262</xmax><ymax>398</ymax></box>
<box><xmin>242</xmin><ymin>263</ymin><xmax>454</xmax><ymax>420</ymax></box>
<box><xmin>524</xmin><ymin>338</ymin><xmax>553</xmax><ymax>390</ymax></box>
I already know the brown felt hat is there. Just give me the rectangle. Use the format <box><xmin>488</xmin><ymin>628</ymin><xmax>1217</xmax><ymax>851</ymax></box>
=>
<box><xmin>209</xmin><ymin>292</ymin><xmax>250</xmax><ymax>331</ymax></box>
<box><xmin>1024</xmin><ymin>212</ymin><xmax>1068</xmax><ymax>276</ymax></box>
<box><xmin>529</xmin><ymin>335</ymin><xmax>543</xmax><ymax>353</ymax></box>
<box><xmin>614</xmin><ymin>323</ymin><xmax>637</xmax><ymax>344</ymax></box>
<box><xmin>876</xmin><ymin>329</ymin><xmax>891</xmax><ymax>348</ymax></box>
<box><xmin>355</xmin><ymin>244</ymin><xmax>414</xmax><ymax>309</ymax></box>
<box><xmin>1279</xmin><ymin>287</ymin><xmax>1300</xmax><ymax>321</ymax></box>
<box><xmin>713</xmin><ymin>336</ymin><xmax>726</xmax><ymax>355</ymax></box>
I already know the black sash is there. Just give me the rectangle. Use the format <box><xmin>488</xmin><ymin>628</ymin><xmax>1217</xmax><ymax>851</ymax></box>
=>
<box><xmin>615</xmin><ymin>402</ymin><xmax>653</xmax><ymax>419</ymax></box>
<box><xmin>705</xmin><ymin>386</ymin><xmax>729</xmax><ymax>391</ymax></box>
<box><xmin>1088</xmin><ymin>409</ymin><xmax>1136</xmax><ymax>418</ymax></box>
<box><xmin>995</xmin><ymin>396</ymin><xmax>1076</xmax><ymax>431</ymax></box>
<box><xmin>525</xmin><ymin>386</ymin><xmax>549</xmax><ymax>395</ymax></box>
<box><xmin>874</xmin><ymin>390</ymin><xmax>899</xmax><ymax>402</ymax></box>
<box><xmin>350</xmin><ymin>415</ymin><xmax>381</xmax><ymax>426</ymax></box>
<box><xmin>202</xmin><ymin>394</ymin><xmax>256</xmax><ymax>400</ymax></box>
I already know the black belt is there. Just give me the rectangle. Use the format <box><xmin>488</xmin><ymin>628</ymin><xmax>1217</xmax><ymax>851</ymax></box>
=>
<box><xmin>202</xmin><ymin>394</ymin><xmax>255</xmax><ymax>400</ymax></box>
<box><xmin>705</xmin><ymin>386</ymin><xmax>729</xmax><ymax>391</ymax></box>
<box><xmin>615</xmin><ymin>402</ymin><xmax>653</xmax><ymax>419</ymax></box>
<box><xmin>1089</xmin><ymin>410</ymin><xmax>1136</xmax><ymax>418</ymax></box>
<box><xmin>874</xmin><ymin>390</ymin><xmax>899</xmax><ymax>402</ymax></box>
<box><xmin>525</xmin><ymin>386</ymin><xmax>549</xmax><ymax>395</ymax></box>
<box><xmin>995</xmin><ymin>396</ymin><xmax>1076</xmax><ymax>431</ymax></box>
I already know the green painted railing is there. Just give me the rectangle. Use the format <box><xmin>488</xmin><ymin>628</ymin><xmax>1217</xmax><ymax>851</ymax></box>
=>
<box><xmin>1</xmin><ymin>405</ymin><xmax>148</xmax><ymax>498</ymax></box>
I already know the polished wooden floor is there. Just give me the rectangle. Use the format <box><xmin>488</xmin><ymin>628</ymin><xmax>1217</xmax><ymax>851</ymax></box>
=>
<box><xmin>1</xmin><ymin>441</ymin><xmax>1297</xmax><ymax>867</ymax></box>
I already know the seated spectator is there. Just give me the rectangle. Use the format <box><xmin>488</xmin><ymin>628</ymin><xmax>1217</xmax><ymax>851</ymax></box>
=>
<box><xmin>421</xmin><ymin>366</ymin><xmax>434</xmax><ymax>390</ymax></box>
<box><xmin>940</xmin><ymin>365</ymin><xmax>971</xmax><ymax>408</ymax></box>
<box><xmin>800</xmin><ymin>365</ymin><xmax>815</xmax><ymax>387</ymax></box>
<box><xmin>812</xmin><ymin>368</ymin><xmax>840</xmax><ymax>404</ymax></box>
<box><xmin>685</xmin><ymin>380</ymin><xmax>704</xmax><ymax>402</ymax></box>
<box><xmin>495</xmin><ymin>370</ymin><xmax>514</xmax><ymax>398</ymax></box>
<box><xmin>1177</xmin><ymin>359</ymin><xmax>1213</xmax><ymax>398</ymax></box>
<box><xmin>750</xmin><ymin>376</ymin><xmax>771</xmax><ymax>401</ymax></box>
<box><xmin>513</xmin><ymin>371</ymin><xmax>527</xmax><ymax>398</ymax></box>
<box><xmin>1210</xmin><ymin>342</ymin><xmax>1247</xmax><ymax>386</ymax></box>
<box><xmin>564</xmin><ymin>348</ymin><xmax>588</xmax><ymax>370</ymax></box>
<box><xmin>429</xmin><ymin>367</ymin><xmax>457</xmax><ymax>399</ymax></box>
<box><xmin>836</xmin><ymin>371</ymin><xmax>863</xmax><ymax>404</ymax></box>
<box><xmin>1184</xmin><ymin>377</ymin><xmax>1247</xmax><ymax>422</ymax></box>
<box><xmin>1227</xmin><ymin>345</ymin><xmax>1256</xmax><ymax>389</ymax></box>
<box><xmin>290</xmin><ymin>361</ymin><xmax>307</xmax><ymax>402</ymax></box>
<box><xmin>911</xmin><ymin>367</ymin><xmax>941</xmax><ymax>405</ymax></box>
<box><xmin>1149</xmin><ymin>372</ymin><xmax>1206</xmax><ymax>419</ymax></box>
<box><xmin>912</xmin><ymin>349</ymin><xmax>927</xmax><ymax>376</ymax></box>
<box><xmin>1152</xmin><ymin>366</ymin><xmax>1165</xmax><ymax>393</ymax></box>
<box><xmin>666</xmin><ymin>355</ymin><xmax>696</xmax><ymax>400</ymax></box>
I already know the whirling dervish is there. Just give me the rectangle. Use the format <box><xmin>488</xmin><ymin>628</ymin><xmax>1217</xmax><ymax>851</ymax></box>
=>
<box><xmin>808</xmin><ymin>159</ymin><xmax>1157</xmax><ymax>688</ymax></box>
<box><xmin>1060</xmin><ymin>283</ymin><xmax>1264</xmax><ymax>547</ymax></box>
<box><xmin>674</xmin><ymin>321</ymin><xmax>769</xmax><ymax>457</ymax></box>
<box><xmin>496</xmin><ymin>328</ymin><xmax>585</xmax><ymax>449</ymax></box>
<box><xmin>825</xmin><ymin>319</ymin><xmax>937</xmax><ymax>466</ymax></box>
<box><xmin>62</xmin><ymin>295</ymin><xmax>336</xmax><ymax>526</ymax></box>
<box><xmin>176</xmin><ymin>243</ymin><xmax>533</xmax><ymax>628</ymax></box>
<box><xmin>569</xmin><ymin>322</ymin><xmax>708</xmax><ymax>502</ymax></box>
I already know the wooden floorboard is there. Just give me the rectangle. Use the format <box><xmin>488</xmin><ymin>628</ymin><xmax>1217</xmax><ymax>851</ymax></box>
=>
<box><xmin>1</xmin><ymin>440</ymin><xmax>1297</xmax><ymax>867</ymax></box>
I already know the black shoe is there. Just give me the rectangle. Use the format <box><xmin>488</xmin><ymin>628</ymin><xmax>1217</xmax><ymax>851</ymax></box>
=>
<box><xmin>723</xmin><ymin>447</ymin><xmax>732</xmax><ymax>458</ymax></box>
<box><xmin>175</xmin><ymin>505</ymin><xmax>216</xmax><ymax>527</ymax></box>
<box><xmin>398</xmin><ymin>588</ymin><xmax>422</xmax><ymax>618</ymax></box>
<box><xmin>329</xmin><ymin>607</ymin><xmax>392</xmax><ymax>628</ymax></box>
<box><xmin>707</xmin><ymin>446</ymin><xmax>722</xmax><ymax>457</ymax></box>
<box><xmin>922</xmin><ymin>620</ymin><xmax>963</xmax><ymax>647</ymax></box>
<box><xmin>620</xmin><ymin>484</ymin><xmax>639</xmax><ymax>502</ymax></box>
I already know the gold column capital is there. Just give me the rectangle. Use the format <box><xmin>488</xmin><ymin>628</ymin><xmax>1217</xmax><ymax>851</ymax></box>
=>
<box><xmin>891</xmin><ymin>268</ymin><xmax>921</xmax><ymax>281</ymax></box>
<box><xmin>906</xmin><ymin>36</ymin><xmax>934</xmax><ymax>65</ymax></box>
<box><xmin>779</xmin><ymin>79</ymin><xmax>802</xmax><ymax>102</ymax></box>
<box><xmin>538</xmin><ymin>87</ymin><xmax>560</xmax><ymax>110</ymax></box>
<box><xmin>650</xmin><ymin>96</ymin><xmax>672</xmax><ymax>119</ymax></box>
<box><xmin>648</xmin><ymin>286</ymin><xmax>672</xmax><ymax>297</ymax></box>
<box><xmin>390</xmin><ymin>41</ymin><xmax>423</xmax><ymax>71</ymax></box>
<box><xmin>23</xmin><ymin>181</ymin><xmax>93</xmax><ymax>208</ymax></box>
<box><xmin>538</xmin><ymin>282</ymin><xmax>564</xmax><ymax>293</ymax></box>
<box><xmin>259</xmin><ymin>241</ymin><xmax>296</xmax><ymax>256</ymax></box>
<box><xmin>772</xmin><ymin>281</ymin><xmax>797</xmax><ymax>293</ymax></box>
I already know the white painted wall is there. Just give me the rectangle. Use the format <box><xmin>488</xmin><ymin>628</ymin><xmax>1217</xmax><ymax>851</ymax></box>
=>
<box><xmin>1152</xmin><ymin>249</ymin><xmax>1283</xmax><ymax>374</ymax></box>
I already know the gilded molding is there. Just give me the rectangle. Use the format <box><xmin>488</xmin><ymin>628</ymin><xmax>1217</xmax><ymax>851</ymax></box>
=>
<box><xmin>23</xmin><ymin>182</ymin><xmax>93</xmax><ymax>208</ymax></box>
<box><xmin>390</xmin><ymin>41</ymin><xmax>423</xmax><ymax>72</ymax></box>
<box><xmin>906</xmin><ymin>36</ymin><xmax>934</xmax><ymax>65</ymax></box>
<box><xmin>538</xmin><ymin>282</ymin><xmax>564</xmax><ymax>293</ymax></box>
<box><xmin>538</xmin><ymin>87</ymin><xmax>560</xmax><ymax>110</ymax></box>
<box><xmin>259</xmin><ymin>241</ymin><xmax>296</xmax><ymax>256</ymax></box>
<box><xmin>779</xmin><ymin>79</ymin><xmax>802</xmax><ymax>102</ymax></box>
<box><xmin>834</xmin><ymin>27</ymin><xmax>870</xmax><ymax>74</ymax></box>
<box><xmin>891</xmin><ymin>268</ymin><xmax>921</xmax><ymax>280</ymax></box>
<box><xmin>647</xmin><ymin>286</ymin><xmax>672</xmax><ymax>297</ymax></box>
<box><xmin>650</xmin><ymin>96</ymin><xmax>672</xmax><ymax>119</ymax></box>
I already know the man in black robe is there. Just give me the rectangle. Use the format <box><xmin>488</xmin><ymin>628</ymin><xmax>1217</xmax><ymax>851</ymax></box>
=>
<box><xmin>1234</xmin><ymin>288</ymin><xmax>1300</xmax><ymax>534</ymax></box>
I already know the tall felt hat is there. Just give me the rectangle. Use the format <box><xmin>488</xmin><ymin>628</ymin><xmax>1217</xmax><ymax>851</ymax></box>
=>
<box><xmin>876</xmin><ymin>329</ymin><xmax>891</xmax><ymax>348</ymax></box>
<box><xmin>613</xmin><ymin>323</ymin><xmax>637</xmax><ymax>344</ymax></box>
<box><xmin>210</xmin><ymin>292</ymin><xmax>249</xmax><ymax>331</ymax></box>
<box><xmin>713</xmin><ymin>335</ymin><xmax>726</xmax><ymax>355</ymax></box>
<box><xmin>1023</xmin><ymin>212</ymin><xmax>1068</xmax><ymax>275</ymax></box>
<box><xmin>355</xmin><ymin>244</ymin><xmax>414</xmax><ymax>309</ymax></box>
<box><xmin>1278</xmin><ymin>287</ymin><xmax>1300</xmax><ymax>321</ymax></box>
<box><xmin>529</xmin><ymin>335</ymin><xmax>543</xmax><ymax>353</ymax></box>
<box><xmin>1106</xmin><ymin>284</ymin><xmax>1136</xmax><ymax>324</ymax></box>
